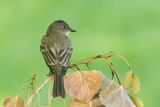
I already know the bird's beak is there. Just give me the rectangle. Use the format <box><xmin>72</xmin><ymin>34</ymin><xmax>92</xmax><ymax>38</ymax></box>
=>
<box><xmin>69</xmin><ymin>27</ymin><xmax>76</xmax><ymax>32</ymax></box>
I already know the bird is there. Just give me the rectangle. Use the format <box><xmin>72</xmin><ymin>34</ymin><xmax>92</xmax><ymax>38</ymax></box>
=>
<box><xmin>40</xmin><ymin>20</ymin><xmax>76</xmax><ymax>98</ymax></box>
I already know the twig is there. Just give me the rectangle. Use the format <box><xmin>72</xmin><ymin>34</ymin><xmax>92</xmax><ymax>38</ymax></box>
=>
<box><xmin>109</xmin><ymin>51</ymin><xmax>133</xmax><ymax>73</ymax></box>
<box><xmin>25</xmin><ymin>76</ymin><xmax>53</xmax><ymax>107</ymax></box>
<box><xmin>68</xmin><ymin>53</ymin><xmax>112</xmax><ymax>68</ymax></box>
<box><xmin>107</xmin><ymin>59</ymin><xmax>121</xmax><ymax>85</ymax></box>
<box><xmin>68</xmin><ymin>52</ymin><xmax>131</xmax><ymax>85</ymax></box>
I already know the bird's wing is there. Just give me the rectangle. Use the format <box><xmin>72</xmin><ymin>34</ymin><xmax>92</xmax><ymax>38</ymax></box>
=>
<box><xmin>58</xmin><ymin>43</ymin><xmax>73</xmax><ymax>67</ymax></box>
<box><xmin>40</xmin><ymin>39</ymin><xmax>72</xmax><ymax>70</ymax></box>
<box><xmin>40</xmin><ymin>42</ymin><xmax>58</xmax><ymax>69</ymax></box>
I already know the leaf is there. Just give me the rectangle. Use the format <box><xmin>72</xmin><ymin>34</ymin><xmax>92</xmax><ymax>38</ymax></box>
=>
<box><xmin>99</xmin><ymin>78</ymin><xmax>136</xmax><ymax>107</ymax></box>
<box><xmin>92</xmin><ymin>97</ymin><xmax>105</xmax><ymax>107</ymax></box>
<box><xmin>123</xmin><ymin>72</ymin><xmax>141</xmax><ymax>94</ymax></box>
<box><xmin>99</xmin><ymin>73</ymin><xmax>119</xmax><ymax>91</ymax></box>
<box><xmin>129</xmin><ymin>94</ymin><xmax>144</xmax><ymax>107</ymax></box>
<box><xmin>64</xmin><ymin>70</ymin><xmax>101</xmax><ymax>100</ymax></box>
<box><xmin>68</xmin><ymin>99</ymin><xmax>92</xmax><ymax>107</ymax></box>
<box><xmin>3</xmin><ymin>96</ymin><xmax>25</xmax><ymax>107</ymax></box>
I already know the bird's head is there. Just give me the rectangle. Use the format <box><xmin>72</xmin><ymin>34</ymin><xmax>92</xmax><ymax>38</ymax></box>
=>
<box><xmin>47</xmin><ymin>20</ymin><xmax>76</xmax><ymax>35</ymax></box>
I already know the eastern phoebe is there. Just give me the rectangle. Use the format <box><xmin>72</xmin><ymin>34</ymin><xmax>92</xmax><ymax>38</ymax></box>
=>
<box><xmin>40</xmin><ymin>20</ymin><xmax>76</xmax><ymax>98</ymax></box>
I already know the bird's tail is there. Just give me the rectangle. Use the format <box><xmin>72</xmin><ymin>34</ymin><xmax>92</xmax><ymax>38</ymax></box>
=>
<box><xmin>52</xmin><ymin>73</ymin><xmax>65</xmax><ymax>98</ymax></box>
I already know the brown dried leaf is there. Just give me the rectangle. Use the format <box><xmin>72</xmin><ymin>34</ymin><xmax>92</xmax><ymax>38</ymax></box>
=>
<box><xmin>64</xmin><ymin>70</ymin><xmax>101</xmax><ymax>100</ymax></box>
<box><xmin>123</xmin><ymin>72</ymin><xmax>141</xmax><ymax>94</ymax></box>
<box><xmin>92</xmin><ymin>97</ymin><xmax>105</xmax><ymax>107</ymax></box>
<box><xmin>68</xmin><ymin>99</ymin><xmax>92</xmax><ymax>107</ymax></box>
<box><xmin>100</xmin><ymin>78</ymin><xmax>136</xmax><ymax>107</ymax></box>
<box><xmin>3</xmin><ymin>96</ymin><xmax>24</xmax><ymax>107</ymax></box>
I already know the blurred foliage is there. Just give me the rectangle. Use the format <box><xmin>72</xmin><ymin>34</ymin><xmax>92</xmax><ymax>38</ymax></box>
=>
<box><xmin>0</xmin><ymin>0</ymin><xmax>160</xmax><ymax>107</ymax></box>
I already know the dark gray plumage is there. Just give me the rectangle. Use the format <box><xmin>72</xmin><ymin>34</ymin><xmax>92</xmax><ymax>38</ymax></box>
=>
<box><xmin>40</xmin><ymin>20</ymin><xmax>76</xmax><ymax>98</ymax></box>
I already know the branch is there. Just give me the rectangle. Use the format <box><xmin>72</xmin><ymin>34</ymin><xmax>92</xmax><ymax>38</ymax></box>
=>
<box><xmin>25</xmin><ymin>76</ymin><xmax>53</xmax><ymax>107</ymax></box>
<box><xmin>68</xmin><ymin>52</ymin><xmax>132</xmax><ymax>85</ymax></box>
<box><xmin>68</xmin><ymin>53</ymin><xmax>112</xmax><ymax>68</ymax></box>
<box><xmin>25</xmin><ymin>52</ymin><xmax>131</xmax><ymax>106</ymax></box>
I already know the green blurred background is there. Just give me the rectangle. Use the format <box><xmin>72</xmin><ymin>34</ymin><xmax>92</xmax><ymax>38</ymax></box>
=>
<box><xmin>0</xmin><ymin>0</ymin><xmax>160</xmax><ymax>106</ymax></box>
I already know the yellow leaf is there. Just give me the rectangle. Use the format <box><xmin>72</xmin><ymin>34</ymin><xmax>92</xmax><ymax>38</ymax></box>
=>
<box><xmin>123</xmin><ymin>72</ymin><xmax>132</xmax><ymax>88</ymax></box>
<box><xmin>3</xmin><ymin>96</ymin><xmax>24</xmax><ymax>107</ymax></box>
<box><xmin>129</xmin><ymin>94</ymin><xmax>144</xmax><ymax>107</ymax></box>
<box><xmin>123</xmin><ymin>72</ymin><xmax>141</xmax><ymax>93</ymax></box>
